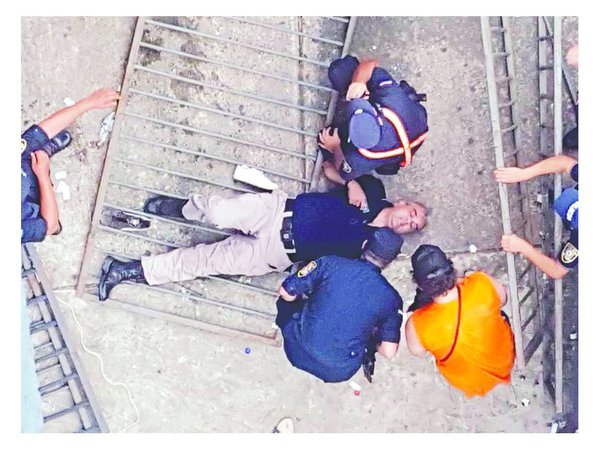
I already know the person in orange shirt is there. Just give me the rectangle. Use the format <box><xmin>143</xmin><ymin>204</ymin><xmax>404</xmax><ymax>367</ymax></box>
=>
<box><xmin>404</xmin><ymin>245</ymin><xmax>515</xmax><ymax>398</ymax></box>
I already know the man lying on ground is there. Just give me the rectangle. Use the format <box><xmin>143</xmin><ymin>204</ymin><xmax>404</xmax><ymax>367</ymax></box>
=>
<box><xmin>98</xmin><ymin>174</ymin><xmax>427</xmax><ymax>300</ymax></box>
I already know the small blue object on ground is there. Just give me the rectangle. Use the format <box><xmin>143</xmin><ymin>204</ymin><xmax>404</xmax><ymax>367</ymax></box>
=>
<box><xmin>245</xmin><ymin>347</ymin><xmax>251</xmax><ymax>354</ymax></box>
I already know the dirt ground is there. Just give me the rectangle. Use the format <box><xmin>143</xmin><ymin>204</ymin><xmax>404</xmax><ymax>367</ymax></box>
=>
<box><xmin>21</xmin><ymin>16</ymin><xmax>575</xmax><ymax>432</ymax></box>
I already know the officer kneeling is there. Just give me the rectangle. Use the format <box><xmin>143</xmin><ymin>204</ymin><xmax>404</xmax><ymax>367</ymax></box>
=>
<box><xmin>276</xmin><ymin>228</ymin><xmax>404</xmax><ymax>383</ymax></box>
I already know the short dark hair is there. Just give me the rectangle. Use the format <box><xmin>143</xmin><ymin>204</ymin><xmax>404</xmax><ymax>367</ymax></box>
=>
<box><xmin>361</xmin><ymin>249</ymin><xmax>392</xmax><ymax>269</ymax></box>
<box><xmin>416</xmin><ymin>262</ymin><xmax>456</xmax><ymax>297</ymax></box>
<box><xmin>408</xmin><ymin>263</ymin><xmax>457</xmax><ymax>312</ymax></box>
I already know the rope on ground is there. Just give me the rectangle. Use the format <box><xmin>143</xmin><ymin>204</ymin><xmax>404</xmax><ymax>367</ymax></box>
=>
<box><xmin>55</xmin><ymin>292</ymin><xmax>141</xmax><ymax>432</ymax></box>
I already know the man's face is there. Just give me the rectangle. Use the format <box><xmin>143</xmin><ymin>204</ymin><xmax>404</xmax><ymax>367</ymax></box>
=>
<box><xmin>388</xmin><ymin>201</ymin><xmax>427</xmax><ymax>234</ymax></box>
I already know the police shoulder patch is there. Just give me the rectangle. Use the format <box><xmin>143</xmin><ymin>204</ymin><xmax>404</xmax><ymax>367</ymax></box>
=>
<box><xmin>297</xmin><ymin>261</ymin><xmax>317</xmax><ymax>278</ymax></box>
<box><xmin>561</xmin><ymin>242</ymin><xmax>578</xmax><ymax>265</ymax></box>
<box><xmin>21</xmin><ymin>138</ymin><xmax>27</xmax><ymax>152</ymax></box>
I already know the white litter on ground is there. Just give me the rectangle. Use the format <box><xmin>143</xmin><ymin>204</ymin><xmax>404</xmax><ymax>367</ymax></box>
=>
<box><xmin>96</xmin><ymin>111</ymin><xmax>116</xmax><ymax>147</ymax></box>
<box><xmin>55</xmin><ymin>180</ymin><xmax>71</xmax><ymax>201</ymax></box>
<box><xmin>233</xmin><ymin>165</ymin><xmax>278</xmax><ymax>191</ymax></box>
<box><xmin>349</xmin><ymin>380</ymin><xmax>362</xmax><ymax>392</ymax></box>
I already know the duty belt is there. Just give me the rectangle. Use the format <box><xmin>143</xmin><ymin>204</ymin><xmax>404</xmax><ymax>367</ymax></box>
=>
<box><xmin>281</xmin><ymin>199</ymin><xmax>296</xmax><ymax>254</ymax></box>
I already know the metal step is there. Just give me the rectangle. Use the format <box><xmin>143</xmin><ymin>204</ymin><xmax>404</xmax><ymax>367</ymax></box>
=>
<box><xmin>22</xmin><ymin>244</ymin><xmax>108</xmax><ymax>433</ymax></box>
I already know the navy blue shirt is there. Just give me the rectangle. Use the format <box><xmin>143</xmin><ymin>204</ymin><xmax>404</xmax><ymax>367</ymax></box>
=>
<box><xmin>279</xmin><ymin>255</ymin><xmax>403</xmax><ymax>383</ymax></box>
<box><xmin>335</xmin><ymin>67</ymin><xmax>428</xmax><ymax>178</ymax></box>
<box><xmin>21</xmin><ymin>125</ymin><xmax>50</xmax><ymax>243</ymax></box>
<box><xmin>558</xmin><ymin>163</ymin><xmax>579</xmax><ymax>269</ymax></box>
<box><xmin>291</xmin><ymin>175</ymin><xmax>391</xmax><ymax>261</ymax></box>
<box><xmin>326</xmin><ymin>56</ymin><xmax>428</xmax><ymax>179</ymax></box>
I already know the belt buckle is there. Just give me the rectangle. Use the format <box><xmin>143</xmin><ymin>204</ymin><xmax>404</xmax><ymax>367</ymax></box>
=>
<box><xmin>280</xmin><ymin>216</ymin><xmax>296</xmax><ymax>254</ymax></box>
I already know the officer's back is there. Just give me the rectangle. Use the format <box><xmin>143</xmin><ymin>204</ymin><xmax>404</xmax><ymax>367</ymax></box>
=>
<box><xmin>278</xmin><ymin>229</ymin><xmax>404</xmax><ymax>383</ymax></box>
<box><xmin>296</xmin><ymin>256</ymin><xmax>399</xmax><ymax>359</ymax></box>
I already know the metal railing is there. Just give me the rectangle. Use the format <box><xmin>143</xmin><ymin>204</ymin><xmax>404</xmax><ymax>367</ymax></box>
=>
<box><xmin>481</xmin><ymin>16</ymin><xmax>546</xmax><ymax>371</ymax></box>
<box><xmin>22</xmin><ymin>245</ymin><xmax>108</xmax><ymax>433</ymax></box>
<box><xmin>537</xmin><ymin>15</ymin><xmax>567</xmax><ymax>415</ymax></box>
<box><xmin>76</xmin><ymin>16</ymin><xmax>357</xmax><ymax>346</ymax></box>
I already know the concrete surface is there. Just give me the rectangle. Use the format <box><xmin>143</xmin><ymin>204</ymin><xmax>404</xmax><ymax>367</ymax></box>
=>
<box><xmin>20</xmin><ymin>16</ymin><xmax>578</xmax><ymax>432</ymax></box>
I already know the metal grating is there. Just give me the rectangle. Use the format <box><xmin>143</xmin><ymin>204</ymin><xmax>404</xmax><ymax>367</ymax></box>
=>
<box><xmin>22</xmin><ymin>244</ymin><xmax>108</xmax><ymax>433</ymax></box>
<box><xmin>76</xmin><ymin>16</ymin><xmax>357</xmax><ymax>347</ymax></box>
<box><xmin>537</xmin><ymin>16</ymin><xmax>566</xmax><ymax>414</ymax></box>
<box><xmin>481</xmin><ymin>16</ymin><xmax>547</xmax><ymax>371</ymax></box>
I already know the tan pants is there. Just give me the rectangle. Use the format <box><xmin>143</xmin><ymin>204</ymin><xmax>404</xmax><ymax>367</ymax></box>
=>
<box><xmin>141</xmin><ymin>190</ymin><xmax>293</xmax><ymax>285</ymax></box>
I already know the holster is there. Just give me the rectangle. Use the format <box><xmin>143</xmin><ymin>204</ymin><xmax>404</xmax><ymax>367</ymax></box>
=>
<box><xmin>362</xmin><ymin>329</ymin><xmax>380</xmax><ymax>383</ymax></box>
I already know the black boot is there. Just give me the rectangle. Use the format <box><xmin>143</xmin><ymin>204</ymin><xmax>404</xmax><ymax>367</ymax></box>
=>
<box><xmin>98</xmin><ymin>257</ymin><xmax>146</xmax><ymax>301</ymax></box>
<box><xmin>144</xmin><ymin>196</ymin><xmax>187</xmax><ymax>218</ymax></box>
<box><xmin>42</xmin><ymin>130</ymin><xmax>72</xmax><ymax>157</ymax></box>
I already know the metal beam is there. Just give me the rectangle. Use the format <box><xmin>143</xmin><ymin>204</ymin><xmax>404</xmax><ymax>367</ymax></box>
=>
<box><xmin>309</xmin><ymin>16</ymin><xmax>357</xmax><ymax>191</ymax></box>
<box><xmin>123</xmin><ymin>110</ymin><xmax>318</xmax><ymax>161</ymax></box>
<box><xmin>228</xmin><ymin>17</ymin><xmax>345</xmax><ymax>46</ymax></box>
<box><xmin>129</xmin><ymin>88</ymin><xmax>319</xmax><ymax>137</ymax></box>
<box><xmin>138</xmin><ymin>42</ymin><xmax>335</xmax><ymax>93</ymax></box>
<box><xmin>26</xmin><ymin>245</ymin><xmax>109</xmax><ymax>432</ymax></box>
<box><xmin>120</xmin><ymin>132</ymin><xmax>311</xmax><ymax>183</ymax></box>
<box><xmin>112</xmin><ymin>156</ymin><xmax>255</xmax><ymax>194</ymax></box>
<box><xmin>480</xmin><ymin>17</ymin><xmax>526</xmax><ymax>371</ymax></box>
<box><xmin>76</xmin><ymin>17</ymin><xmax>148</xmax><ymax>298</ymax></box>
<box><xmin>552</xmin><ymin>16</ymin><xmax>564</xmax><ymax>414</ymax></box>
<box><xmin>146</xmin><ymin>19</ymin><xmax>331</xmax><ymax>68</ymax></box>
<box><xmin>82</xmin><ymin>293</ymin><xmax>281</xmax><ymax>347</ymax></box>
<box><xmin>323</xmin><ymin>16</ymin><xmax>349</xmax><ymax>23</ymax></box>
<box><xmin>134</xmin><ymin>65</ymin><xmax>329</xmax><ymax>116</ymax></box>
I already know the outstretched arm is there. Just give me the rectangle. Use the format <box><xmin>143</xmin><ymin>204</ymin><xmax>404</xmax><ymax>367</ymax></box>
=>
<box><xmin>494</xmin><ymin>155</ymin><xmax>577</xmax><ymax>184</ymax></box>
<box><xmin>501</xmin><ymin>234</ymin><xmax>569</xmax><ymax>280</ymax></box>
<box><xmin>38</xmin><ymin>88</ymin><xmax>120</xmax><ymax>138</ymax></box>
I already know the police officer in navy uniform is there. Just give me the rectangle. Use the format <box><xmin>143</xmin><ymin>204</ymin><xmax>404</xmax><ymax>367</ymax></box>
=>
<box><xmin>21</xmin><ymin>88</ymin><xmax>120</xmax><ymax>244</ymax></box>
<box><xmin>318</xmin><ymin>55</ymin><xmax>428</xmax><ymax>197</ymax></box>
<box><xmin>495</xmin><ymin>156</ymin><xmax>579</xmax><ymax>279</ymax></box>
<box><xmin>276</xmin><ymin>227</ymin><xmax>404</xmax><ymax>383</ymax></box>
<box><xmin>21</xmin><ymin>127</ymin><xmax>71</xmax><ymax>243</ymax></box>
